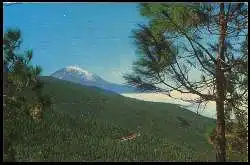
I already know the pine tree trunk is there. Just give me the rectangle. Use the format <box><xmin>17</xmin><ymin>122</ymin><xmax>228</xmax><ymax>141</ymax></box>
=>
<box><xmin>4</xmin><ymin>136</ymin><xmax>16</xmax><ymax>162</ymax></box>
<box><xmin>3</xmin><ymin>58</ymin><xmax>16</xmax><ymax>162</ymax></box>
<box><xmin>3</xmin><ymin>61</ymin><xmax>7</xmax><ymax>108</ymax></box>
<box><xmin>215</xmin><ymin>3</ymin><xmax>227</xmax><ymax>162</ymax></box>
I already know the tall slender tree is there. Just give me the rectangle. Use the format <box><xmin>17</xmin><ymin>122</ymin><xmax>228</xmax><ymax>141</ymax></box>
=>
<box><xmin>3</xmin><ymin>28</ymin><xmax>53</xmax><ymax>161</ymax></box>
<box><xmin>124</xmin><ymin>3</ymin><xmax>248</xmax><ymax>161</ymax></box>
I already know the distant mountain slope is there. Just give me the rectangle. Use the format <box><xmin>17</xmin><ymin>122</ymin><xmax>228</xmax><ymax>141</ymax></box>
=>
<box><xmin>50</xmin><ymin>66</ymin><xmax>138</xmax><ymax>94</ymax></box>
<box><xmin>10</xmin><ymin>76</ymin><xmax>220</xmax><ymax>161</ymax></box>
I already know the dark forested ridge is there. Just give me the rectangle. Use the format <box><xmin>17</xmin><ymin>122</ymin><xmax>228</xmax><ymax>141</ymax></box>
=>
<box><xmin>9</xmin><ymin>76</ymin><xmax>219</xmax><ymax>161</ymax></box>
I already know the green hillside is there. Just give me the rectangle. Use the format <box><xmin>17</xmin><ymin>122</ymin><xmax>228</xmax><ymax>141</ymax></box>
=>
<box><xmin>11</xmin><ymin>76</ymin><xmax>217</xmax><ymax>161</ymax></box>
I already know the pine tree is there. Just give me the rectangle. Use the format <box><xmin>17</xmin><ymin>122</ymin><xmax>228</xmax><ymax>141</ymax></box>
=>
<box><xmin>3</xmin><ymin>28</ymin><xmax>53</xmax><ymax>162</ymax></box>
<box><xmin>124</xmin><ymin>3</ymin><xmax>248</xmax><ymax>161</ymax></box>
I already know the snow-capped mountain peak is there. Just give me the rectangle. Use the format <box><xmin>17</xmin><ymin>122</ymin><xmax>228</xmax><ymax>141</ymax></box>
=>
<box><xmin>65</xmin><ymin>66</ymin><xmax>94</xmax><ymax>81</ymax></box>
<box><xmin>51</xmin><ymin>66</ymin><xmax>139</xmax><ymax>94</ymax></box>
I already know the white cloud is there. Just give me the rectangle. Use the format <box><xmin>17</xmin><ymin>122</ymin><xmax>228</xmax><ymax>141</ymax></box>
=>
<box><xmin>121</xmin><ymin>92</ymin><xmax>217</xmax><ymax>119</ymax></box>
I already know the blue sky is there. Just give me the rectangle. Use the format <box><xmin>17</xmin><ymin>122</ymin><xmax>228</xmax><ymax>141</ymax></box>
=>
<box><xmin>3</xmin><ymin>3</ymin><xmax>147</xmax><ymax>84</ymax></box>
<box><xmin>4</xmin><ymin>3</ymin><xmax>247</xmax><ymax>119</ymax></box>
<box><xmin>4</xmin><ymin>2</ymin><xmax>222</xmax><ymax>118</ymax></box>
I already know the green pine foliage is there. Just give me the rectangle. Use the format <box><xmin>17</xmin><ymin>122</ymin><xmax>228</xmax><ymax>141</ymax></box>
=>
<box><xmin>10</xmin><ymin>76</ymin><xmax>219</xmax><ymax>161</ymax></box>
